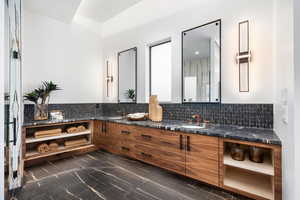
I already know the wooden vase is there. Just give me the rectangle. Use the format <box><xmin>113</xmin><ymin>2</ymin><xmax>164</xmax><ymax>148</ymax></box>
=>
<box><xmin>149</xmin><ymin>95</ymin><xmax>163</xmax><ymax>122</ymax></box>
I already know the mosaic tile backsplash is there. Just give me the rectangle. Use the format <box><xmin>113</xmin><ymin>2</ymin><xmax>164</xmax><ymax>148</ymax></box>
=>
<box><xmin>24</xmin><ymin>103</ymin><xmax>273</xmax><ymax>128</ymax></box>
<box><xmin>24</xmin><ymin>103</ymin><xmax>103</xmax><ymax>122</ymax></box>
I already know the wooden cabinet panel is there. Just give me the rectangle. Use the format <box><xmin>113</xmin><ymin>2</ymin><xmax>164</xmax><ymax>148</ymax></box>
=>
<box><xmin>105</xmin><ymin>122</ymin><xmax>120</xmax><ymax>154</ymax></box>
<box><xmin>133</xmin><ymin>143</ymin><xmax>186</xmax><ymax>175</ymax></box>
<box><xmin>93</xmin><ymin>121</ymin><xmax>105</xmax><ymax>146</ymax></box>
<box><xmin>185</xmin><ymin>134</ymin><xmax>219</xmax><ymax>186</ymax></box>
<box><xmin>115</xmin><ymin>124</ymin><xmax>139</xmax><ymax>142</ymax></box>
<box><xmin>134</xmin><ymin>127</ymin><xmax>183</xmax><ymax>153</ymax></box>
<box><xmin>117</xmin><ymin>140</ymin><xmax>135</xmax><ymax>158</ymax></box>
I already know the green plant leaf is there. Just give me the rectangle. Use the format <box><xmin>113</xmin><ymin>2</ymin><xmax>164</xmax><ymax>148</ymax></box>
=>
<box><xmin>24</xmin><ymin>91</ymin><xmax>39</xmax><ymax>104</ymax></box>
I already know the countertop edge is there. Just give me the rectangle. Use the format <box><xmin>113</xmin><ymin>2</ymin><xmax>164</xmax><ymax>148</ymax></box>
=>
<box><xmin>22</xmin><ymin>117</ymin><xmax>281</xmax><ymax>146</ymax></box>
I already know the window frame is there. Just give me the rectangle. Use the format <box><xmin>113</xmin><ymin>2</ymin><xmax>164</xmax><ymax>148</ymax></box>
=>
<box><xmin>149</xmin><ymin>40</ymin><xmax>172</xmax><ymax>103</ymax></box>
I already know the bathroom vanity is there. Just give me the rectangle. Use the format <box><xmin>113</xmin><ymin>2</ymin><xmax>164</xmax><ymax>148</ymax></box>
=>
<box><xmin>22</xmin><ymin>117</ymin><xmax>281</xmax><ymax>200</ymax></box>
<box><xmin>93</xmin><ymin>120</ymin><xmax>281</xmax><ymax>200</ymax></box>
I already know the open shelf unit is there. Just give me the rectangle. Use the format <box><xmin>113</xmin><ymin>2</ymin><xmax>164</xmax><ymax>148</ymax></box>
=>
<box><xmin>224</xmin><ymin>166</ymin><xmax>273</xmax><ymax>200</ymax></box>
<box><xmin>224</xmin><ymin>152</ymin><xmax>274</xmax><ymax>176</ymax></box>
<box><xmin>25</xmin><ymin>144</ymin><xmax>94</xmax><ymax>161</ymax></box>
<box><xmin>221</xmin><ymin>140</ymin><xmax>279</xmax><ymax>200</ymax></box>
<box><xmin>26</xmin><ymin>130</ymin><xmax>91</xmax><ymax>144</ymax></box>
<box><xmin>23</xmin><ymin>120</ymin><xmax>95</xmax><ymax>164</ymax></box>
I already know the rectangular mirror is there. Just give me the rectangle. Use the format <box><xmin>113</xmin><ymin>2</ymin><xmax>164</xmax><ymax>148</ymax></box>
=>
<box><xmin>150</xmin><ymin>41</ymin><xmax>172</xmax><ymax>102</ymax></box>
<box><xmin>182</xmin><ymin>20</ymin><xmax>221</xmax><ymax>103</ymax></box>
<box><xmin>118</xmin><ymin>47</ymin><xmax>137</xmax><ymax>103</ymax></box>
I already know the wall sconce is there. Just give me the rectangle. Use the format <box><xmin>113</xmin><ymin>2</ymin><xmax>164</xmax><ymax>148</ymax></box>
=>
<box><xmin>105</xmin><ymin>60</ymin><xmax>113</xmax><ymax>97</ymax></box>
<box><xmin>236</xmin><ymin>20</ymin><xmax>251</xmax><ymax>92</ymax></box>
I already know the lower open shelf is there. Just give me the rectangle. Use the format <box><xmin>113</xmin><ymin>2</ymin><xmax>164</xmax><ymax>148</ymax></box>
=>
<box><xmin>25</xmin><ymin>144</ymin><xmax>95</xmax><ymax>161</ymax></box>
<box><xmin>224</xmin><ymin>166</ymin><xmax>274</xmax><ymax>200</ymax></box>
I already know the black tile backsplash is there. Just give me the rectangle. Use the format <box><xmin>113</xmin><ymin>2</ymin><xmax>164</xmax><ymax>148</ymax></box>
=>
<box><xmin>24</xmin><ymin>103</ymin><xmax>103</xmax><ymax>122</ymax></box>
<box><xmin>23</xmin><ymin>103</ymin><xmax>273</xmax><ymax>129</ymax></box>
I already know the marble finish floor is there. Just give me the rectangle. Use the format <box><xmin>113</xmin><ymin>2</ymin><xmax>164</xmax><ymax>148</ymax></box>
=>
<box><xmin>14</xmin><ymin>150</ymin><xmax>251</xmax><ymax>200</ymax></box>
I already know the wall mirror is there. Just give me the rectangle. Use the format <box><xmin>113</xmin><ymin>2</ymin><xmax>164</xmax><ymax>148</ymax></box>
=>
<box><xmin>182</xmin><ymin>20</ymin><xmax>221</xmax><ymax>103</ymax></box>
<box><xmin>118</xmin><ymin>47</ymin><xmax>137</xmax><ymax>103</ymax></box>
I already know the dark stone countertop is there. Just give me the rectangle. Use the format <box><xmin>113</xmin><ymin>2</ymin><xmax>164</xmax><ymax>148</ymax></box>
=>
<box><xmin>23</xmin><ymin>116</ymin><xmax>281</xmax><ymax>146</ymax></box>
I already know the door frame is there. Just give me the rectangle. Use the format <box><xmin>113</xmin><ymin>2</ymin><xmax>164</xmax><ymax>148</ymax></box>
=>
<box><xmin>0</xmin><ymin>0</ymin><xmax>6</xmax><ymax>199</ymax></box>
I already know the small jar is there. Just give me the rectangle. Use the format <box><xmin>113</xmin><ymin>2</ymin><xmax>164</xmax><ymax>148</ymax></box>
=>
<box><xmin>230</xmin><ymin>144</ymin><xmax>245</xmax><ymax>161</ymax></box>
<box><xmin>249</xmin><ymin>146</ymin><xmax>264</xmax><ymax>163</ymax></box>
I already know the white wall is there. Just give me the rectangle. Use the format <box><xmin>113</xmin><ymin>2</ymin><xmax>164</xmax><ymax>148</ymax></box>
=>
<box><xmin>23</xmin><ymin>11</ymin><xmax>103</xmax><ymax>104</ymax></box>
<box><xmin>102</xmin><ymin>0</ymin><xmax>275</xmax><ymax>104</ymax></box>
<box><xmin>273</xmin><ymin>0</ymin><xmax>295</xmax><ymax>199</ymax></box>
<box><xmin>294</xmin><ymin>0</ymin><xmax>300</xmax><ymax>197</ymax></box>
<box><xmin>0</xmin><ymin>1</ymin><xmax>5</xmax><ymax>199</ymax></box>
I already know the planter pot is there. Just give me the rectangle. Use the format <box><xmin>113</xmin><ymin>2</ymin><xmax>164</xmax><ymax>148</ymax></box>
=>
<box><xmin>34</xmin><ymin>104</ymin><xmax>48</xmax><ymax>121</ymax></box>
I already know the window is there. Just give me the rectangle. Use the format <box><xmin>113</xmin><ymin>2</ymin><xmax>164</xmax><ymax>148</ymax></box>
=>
<box><xmin>150</xmin><ymin>41</ymin><xmax>172</xmax><ymax>102</ymax></box>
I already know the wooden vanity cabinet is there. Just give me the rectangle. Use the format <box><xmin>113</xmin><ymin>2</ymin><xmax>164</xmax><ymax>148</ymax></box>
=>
<box><xmin>93</xmin><ymin>121</ymin><xmax>281</xmax><ymax>200</ymax></box>
<box><xmin>94</xmin><ymin>121</ymin><xmax>119</xmax><ymax>153</ymax></box>
<box><xmin>96</xmin><ymin>122</ymin><xmax>219</xmax><ymax>183</ymax></box>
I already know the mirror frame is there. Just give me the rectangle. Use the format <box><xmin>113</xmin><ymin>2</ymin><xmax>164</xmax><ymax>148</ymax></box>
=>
<box><xmin>117</xmin><ymin>47</ymin><xmax>138</xmax><ymax>104</ymax></box>
<box><xmin>181</xmin><ymin>19</ymin><xmax>222</xmax><ymax>104</ymax></box>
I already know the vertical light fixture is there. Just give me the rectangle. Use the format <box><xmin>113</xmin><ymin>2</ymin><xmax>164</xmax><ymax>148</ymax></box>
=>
<box><xmin>105</xmin><ymin>60</ymin><xmax>113</xmax><ymax>97</ymax></box>
<box><xmin>237</xmin><ymin>20</ymin><xmax>251</xmax><ymax>92</ymax></box>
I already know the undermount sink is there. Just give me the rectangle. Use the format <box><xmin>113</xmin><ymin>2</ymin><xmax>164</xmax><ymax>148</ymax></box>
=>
<box><xmin>181</xmin><ymin>124</ymin><xmax>206</xmax><ymax>129</ymax></box>
<box><xmin>107</xmin><ymin>116</ymin><xmax>124</xmax><ymax>120</ymax></box>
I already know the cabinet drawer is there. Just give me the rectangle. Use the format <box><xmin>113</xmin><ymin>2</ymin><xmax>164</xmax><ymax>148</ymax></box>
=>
<box><xmin>133</xmin><ymin>143</ymin><xmax>185</xmax><ymax>175</ymax></box>
<box><xmin>115</xmin><ymin>124</ymin><xmax>139</xmax><ymax>142</ymax></box>
<box><xmin>116</xmin><ymin>140</ymin><xmax>135</xmax><ymax>157</ymax></box>
<box><xmin>134</xmin><ymin>127</ymin><xmax>182</xmax><ymax>152</ymax></box>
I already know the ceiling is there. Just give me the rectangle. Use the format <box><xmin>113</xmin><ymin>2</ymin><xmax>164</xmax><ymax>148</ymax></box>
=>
<box><xmin>24</xmin><ymin>0</ymin><xmax>82</xmax><ymax>23</ymax></box>
<box><xmin>76</xmin><ymin>0</ymin><xmax>142</xmax><ymax>23</ymax></box>
<box><xmin>24</xmin><ymin>0</ymin><xmax>143</xmax><ymax>24</ymax></box>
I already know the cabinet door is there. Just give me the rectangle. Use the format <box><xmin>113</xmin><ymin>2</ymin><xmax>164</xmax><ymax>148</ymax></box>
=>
<box><xmin>105</xmin><ymin>122</ymin><xmax>121</xmax><ymax>154</ymax></box>
<box><xmin>93</xmin><ymin>121</ymin><xmax>105</xmax><ymax>146</ymax></box>
<box><xmin>185</xmin><ymin>134</ymin><xmax>219</xmax><ymax>186</ymax></box>
<box><xmin>94</xmin><ymin>121</ymin><xmax>113</xmax><ymax>152</ymax></box>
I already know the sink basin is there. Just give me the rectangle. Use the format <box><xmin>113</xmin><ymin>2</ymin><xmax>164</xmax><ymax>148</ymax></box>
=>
<box><xmin>107</xmin><ymin>116</ymin><xmax>123</xmax><ymax>120</ymax></box>
<box><xmin>181</xmin><ymin>124</ymin><xmax>206</xmax><ymax>129</ymax></box>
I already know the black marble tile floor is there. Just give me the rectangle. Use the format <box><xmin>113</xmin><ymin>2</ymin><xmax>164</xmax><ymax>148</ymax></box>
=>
<box><xmin>14</xmin><ymin>151</ymin><xmax>252</xmax><ymax>200</ymax></box>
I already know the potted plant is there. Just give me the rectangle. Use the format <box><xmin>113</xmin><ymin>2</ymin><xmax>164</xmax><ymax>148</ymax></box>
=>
<box><xmin>125</xmin><ymin>89</ymin><xmax>135</xmax><ymax>102</ymax></box>
<box><xmin>24</xmin><ymin>81</ymin><xmax>61</xmax><ymax>120</ymax></box>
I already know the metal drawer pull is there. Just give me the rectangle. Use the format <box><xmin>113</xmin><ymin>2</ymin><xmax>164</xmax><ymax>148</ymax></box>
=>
<box><xmin>121</xmin><ymin>130</ymin><xmax>131</xmax><ymax>134</ymax></box>
<box><xmin>180</xmin><ymin>135</ymin><xmax>183</xmax><ymax>150</ymax></box>
<box><xmin>121</xmin><ymin>147</ymin><xmax>130</xmax><ymax>151</ymax></box>
<box><xmin>161</xmin><ymin>141</ymin><xmax>173</xmax><ymax>146</ymax></box>
<box><xmin>187</xmin><ymin>136</ymin><xmax>191</xmax><ymax>151</ymax></box>
<box><xmin>101</xmin><ymin>123</ymin><xmax>104</xmax><ymax>132</ymax></box>
<box><xmin>103</xmin><ymin>123</ymin><xmax>107</xmax><ymax>133</ymax></box>
<box><xmin>141</xmin><ymin>152</ymin><xmax>152</xmax><ymax>158</ymax></box>
<box><xmin>141</xmin><ymin>134</ymin><xmax>152</xmax><ymax>139</ymax></box>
